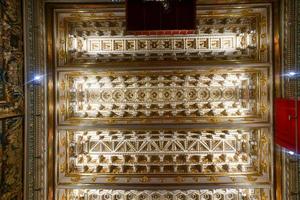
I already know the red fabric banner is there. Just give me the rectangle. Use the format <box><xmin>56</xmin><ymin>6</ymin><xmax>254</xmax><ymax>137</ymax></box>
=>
<box><xmin>275</xmin><ymin>98</ymin><xmax>300</xmax><ymax>153</ymax></box>
<box><xmin>126</xmin><ymin>0</ymin><xmax>196</xmax><ymax>31</ymax></box>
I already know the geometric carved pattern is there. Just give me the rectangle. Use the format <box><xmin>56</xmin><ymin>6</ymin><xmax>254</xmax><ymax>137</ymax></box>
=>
<box><xmin>57</xmin><ymin>127</ymin><xmax>271</xmax><ymax>185</ymax></box>
<box><xmin>56</xmin><ymin>188</ymin><xmax>272</xmax><ymax>200</ymax></box>
<box><xmin>56</xmin><ymin>5</ymin><xmax>270</xmax><ymax>66</ymax></box>
<box><xmin>58</xmin><ymin>68</ymin><xmax>269</xmax><ymax>124</ymax></box>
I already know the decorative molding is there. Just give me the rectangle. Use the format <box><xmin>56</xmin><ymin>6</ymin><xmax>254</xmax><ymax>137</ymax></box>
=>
<box><xmin>281</xmin><ymin>0</ymin><xmax>300</xmax><ymax>98</ymax></box>
<box><xmin>23</xmin><ymin>0</ymin><xmax>47</xmax><ymax>199</ymax></box>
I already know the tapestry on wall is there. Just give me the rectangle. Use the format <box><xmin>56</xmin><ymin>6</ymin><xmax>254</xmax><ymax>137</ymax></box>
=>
<box><xmin>0</xmin><ymin>0</ymin><xmax>24</xmax><ymax>199</ymax></box>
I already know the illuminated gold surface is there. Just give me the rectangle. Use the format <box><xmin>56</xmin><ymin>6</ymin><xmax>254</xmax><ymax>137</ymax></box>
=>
<box><xmin>57</xmin><ymin>127</ymin><xmax>271</xmax><ymax>185</ymax></box>
<box><xmin>47</xmin><ymin>3</ymin><xmax>274</xmax><ymax>200</ymax></box>
<box><xmin>55</xmin><ymin>5</ymin><xmax>270</xmax><ymax>66</ymax></box>
<box><xmin>58</xmin><ymin>68</ymin><xmax>269</xmax><ymax>125</ymax></box>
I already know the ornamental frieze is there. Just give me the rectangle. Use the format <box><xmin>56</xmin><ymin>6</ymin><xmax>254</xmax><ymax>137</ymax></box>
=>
<box><xmin>57</xmin><ymin>68</ymin><xmax>269</xmax><ymax>125</ymax></box>
<box><xmin>56</xmin><ymin>188</ymin><xmax>271</xmax><ymax>200</ymax></box>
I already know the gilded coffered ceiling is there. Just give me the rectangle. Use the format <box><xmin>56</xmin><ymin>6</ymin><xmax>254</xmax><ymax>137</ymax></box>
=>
<box><xmin>57</xmin><ymin>68</ymin><xmax>269</xmax><ymax>125</ymax></box>
<box><xmin>55</xmin><ymin>5</ymin><xmax>270</xmax><ymax>66</ymax></box>
<box><xmin>48</xmin><ymin>3</ymin><xmax>273</xmax><ymax>200</ymax></box>
<box><xmin>57</xmin><ymin>127</ymin><xmax>270</xmax><ymax>185</ymax></box>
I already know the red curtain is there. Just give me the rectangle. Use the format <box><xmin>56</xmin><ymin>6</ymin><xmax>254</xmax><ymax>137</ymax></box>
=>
<box><xmin>275</xmin><ymin>98</ymin><xmax>300</xmax><ymax>153</ymax></box>
<box><xmin>126</xmin><ymin>0</ymin><xmax>196</xmax><ymax>31</ymax></box>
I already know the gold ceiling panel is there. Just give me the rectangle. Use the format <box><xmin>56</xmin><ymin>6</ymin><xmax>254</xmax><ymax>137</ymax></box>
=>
<box><xmin>56</xmin><ymin>188</ymin><xmax>272</xmax><ymax>200</ymax></box>
<box><xmin>57</xmin><ymin>127</ymin><xmax>270</xmax><ymax>185</ymax></box>
<box><xmin>57</xmin><ymin>68</ymin><xmax>269</xmax><ymax>125</ymax></box>
<box><xmin>55</xmin><ymin>5</ymin><xmax>270</xmax><ymax>66</ymax></box>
